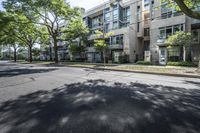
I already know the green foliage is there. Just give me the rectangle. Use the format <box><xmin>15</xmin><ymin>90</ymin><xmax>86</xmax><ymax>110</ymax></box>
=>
<box><xmin>167</xmin><ymin>61</ymin><xmax>197</xmax><ymax>67</ymax></box>
<box><xmin>136</xmin><ymin>61</ymin><xmax>152</xmax><ymax>65</ymax></box>
<box><xmin>167</xmin><ymin>31</ymin><xmax>192</xmax><ymax>47</ymax></box>
<box><xmin>161</xmin><ymin>0</ymin><xmax>200</xmax><ymax>19</ymax></box>
<box><xmin>93</xmin><ymin>30</ymin><xmax>113</xmax><ymax>51</ymax></box>
<box><xmin>62</xmin><ymin>18</ymin><xmax>89</xmax><ymax>42</ymax></box>
<box><xmin>69</xmin><ymin>44</ymin><xmax>85</xmax><ymax>54</ymax></box>
<box><xmin>32</xmin><ymin>48</ymin><xmax>40</xmax><ymax>57</ymax></box>
<box><xmin>3</xmin><ymin>0</ymin><xmax>85</xmax><ymax>63</ymax></box>
<box><xmin>118</xmin><ymin>54</ymin><xmax>129</xmax><ymax>64</ymax></box>
<box><xmin>94</xmin><ymin>40</ymin><xmax>109</xmax><ymax>51</ymax></box>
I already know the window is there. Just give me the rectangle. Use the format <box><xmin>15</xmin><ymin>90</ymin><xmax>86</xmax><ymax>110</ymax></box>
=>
<box><xmin>113</xmin><ymin>5</ymin><xmax>119</xmax><ymax>20</ymax></box>
<box><xmin>113</xmin><ymin>21</ymin><xmax>118</xmax><ymax>29</ymax></box>
<box><xmin>104</xmin><ymin>8</ymin><xmax>110</xmax><ymax>22</ymax></box>
<box><xmin>159</xmin><ymin>28</ymin><xmax>166</xmax><ymax>38</ymax></box>
<box><xmin>92</xmin><ymin>16</ymin><xmax>103</xmax><ymax>28</ymax></box>
<box><xmin>122</xmin><ymin>7</ymin><xmax>130</xmax><ymax>22</ymax></box>
<box><xmin>166</xmin><ymin>26</ymin><xmax>172</xmax><ymax>37</ymax></box>
<box><xmin>111</xmin><ymin>35</ymin><xmax>123</xmax><ymax>45</ymax></box>
<box><xmin>137</xmin><ymin>6</ymin><xmax>141</xmax><ymax>21</ymax></box>
<box><xmin>144</xmin><ymin>0</ymin><xmax>150</xmax><ymax>10</ymax></box>
<box><xmin>120</xmin><ymin>6</ymin><xmax>130</xmax><ymax>28</ymax></box>
<box><xmin>151</xmin><ymin>0</ymin><xmax>155</xmax><ymax>20</ymax></box>
<box><xmin>144</xmin><ymin>41</ymin><xmax>150</xmax><ymax>51</ymax></box>
<box><xmin>104</xmin><ymin>23</ymin><xmax>110</xmax><ymax>32</ymax></box>
<box><xmin>144</xmin><ymin>28</ymin><xmax>150</xmax><ymax>36</ymax></box>
<box><xmin>161</xmin><ymin>1</ymin><xmax>183</xmax><ymax>19</ymax></box>
<box><xmin>159</xmin><ymin>24</ymin><xmax>184</xmax><ymax>39</ymax></box>
<box><xmin>168</xmin><ymin>47</ymin><xmax>181</xmax><ymax>61</ymax></box>
<box><xmin>137</xmin><ymin>22</ymin><xmax>140</xmax><ymax>32</ymax></box>
<box><xmin>192</xmin><ymin>29</ymin><xmax>199</xmax><ymax>43</ymax></box>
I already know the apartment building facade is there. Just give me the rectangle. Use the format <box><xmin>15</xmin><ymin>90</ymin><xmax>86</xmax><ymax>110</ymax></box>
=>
<box><xmin>83</xmin><ymin>0</ymin><xmax>200</xmax><ymax>65</ymax></box>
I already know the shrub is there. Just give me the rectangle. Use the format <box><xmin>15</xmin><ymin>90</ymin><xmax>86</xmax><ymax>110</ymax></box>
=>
<box><xmin>118</xmin><ymin>54</ymin><xmax>129</xmax><ymax>63</ymax></box>
<box><xmin>136</xmin><ymin>61</ymin><xmax>152</xmax><ymax>65</ymax></box>
<box><xmin>167</xmin><ymin>61</ymin><xmax>197</xmax><ymax>67</ymax></box>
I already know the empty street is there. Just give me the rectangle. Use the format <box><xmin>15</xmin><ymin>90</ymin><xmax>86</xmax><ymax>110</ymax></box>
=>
<box><xmin>0</xmin><ymin>61</ymin><xmax>200</xmax><ymax>133</ymax></box>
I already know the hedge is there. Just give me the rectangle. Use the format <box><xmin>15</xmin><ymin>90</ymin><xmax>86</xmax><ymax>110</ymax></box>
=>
<box><xmin>167</xmin><ymin>61</ymin><xmax>197</xmax><ymax>67</ymax></box>
<box><xmin>136</xmin><ymin>61</ymin><xmax>152</xmax><ymax>65</ymax></box>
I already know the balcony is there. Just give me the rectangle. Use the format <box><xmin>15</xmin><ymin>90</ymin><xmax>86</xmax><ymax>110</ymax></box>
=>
<box><xmin>156</xmin><ymin>37</ymin><xmax>168</xmax><ymax>47</ymax></box>
<box><xmin>108</xmin><ymin>44</ymin><xmax>123</xmax><ymax>49</ymax></box>
<box><xmin>88</xmin><ymin>34</ymin><xmax>104</xmax><ymax>40</ymax></box>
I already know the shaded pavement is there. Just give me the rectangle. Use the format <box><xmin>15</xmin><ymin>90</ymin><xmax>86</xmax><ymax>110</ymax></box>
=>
<box><xmin>0</xmin><ymin>80</ymin><xmax>200</xmax><ymax>133</ymax></box>
<box><xmin>0</xmin><ymin>62</ymin><xmax>200</xmax><ymax>133</ymax></box>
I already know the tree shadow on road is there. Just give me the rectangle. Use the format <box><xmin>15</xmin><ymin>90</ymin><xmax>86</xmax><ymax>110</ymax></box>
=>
<box><xmin>0</xmin><ymin>68</ymin><xmax>58</xmax><ymax>77</ymax></box>
<box><xmin>0</xmin><ymin>79</ymin><xmax>200</xmax><ymax>133</ymax></box>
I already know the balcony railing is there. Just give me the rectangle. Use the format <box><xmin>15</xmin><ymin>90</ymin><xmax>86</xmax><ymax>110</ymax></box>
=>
<box><xmin>108</xmin><ymin>44</ymin><xmax>123</xmax><ymax>49</ymax></box>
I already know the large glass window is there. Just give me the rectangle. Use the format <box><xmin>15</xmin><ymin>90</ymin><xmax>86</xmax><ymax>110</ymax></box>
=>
<box><xmin>104</xmin><ymin>8</ymin><xmax>110</xmax><ymax>22</ymax></box>
<box><xmin>122</xmin><ymin>7</ymin><xmax>130</xmax><ymax>22</ymax></box>
<box><xmin>159</xmin><ymin>24</ymin><xmax>184</xmax><ymax>38</ymax></box>
<box><xmin>192</xmin><ymin>29</ymin><xmax>199</xmax><ymax>43</ymax></box>
<box><xmin>137</xmin><ymin>6</ymin><xmax>141</xmax><ymax>21</ymax></box>
<box><xmin>161</xmin><ymin>1</ymin><xmax>183</xmax><ymax>19</ymax></box>
<box><xmin>166</xmin><ymin>26</ymin><xmax>172</xmax><ymax>37</ymax></box>
<box><xmin>144</xmin><ymin>0</ymin><xmax>150</xmax><ymax>10</ymax></box>
<box><xmin>144</xmin><ymin>28</ymin><xmax>150</xmax><ymax>36</ymax></box>
<box><xmin>92</xmin><ymin>15</ymin><xmax>103</xmax><ymax>28</ymax></box>
<box><xmin>111</xmin><ymin>35</ymin><xmax>123</xmax><ymax>45</ymax></box>
<box><xmin>168</xmin><ymin>47</ymin><xmax>180</xmax><ymax>61</ymax></box>
<box><xmin>113</xmin><ymin>21</ymin><xmax>118</xmax><ymax>29</ymax></box>
<box><xmin>92</xmin><ymin>17</ymin><xmax>99</xmax><ymax>27</ymax></box>
<box><xmin>137</xmin><ymin>22</ymin><xmax>140</xmax><ymax>32</ymax></box>
<box><xmin>144</xmin><ymin>41</ymin><xmax>150</xmax><ymax>51</ymax></box>
<box><xmin>104</xmin><ymin>23</ymin><xmax>110</xmax><ymax>32</ymax></box>
<box><xmin>113</xmin><ymin>5</ymin><xmax>119</xmax><ymax>20</ymax></box>
<box><xmin>159</xmin><ymin>28</ymin><xmax>166</xmax><ymax>38</ymax></box>
<box><xmin>120</xmin><ymin>6</ymin><xmax>130</xmax><ymax>28</ymax></box>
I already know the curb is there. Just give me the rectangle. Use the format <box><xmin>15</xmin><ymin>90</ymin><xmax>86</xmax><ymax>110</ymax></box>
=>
<box><xmin>16</xmin><ymin>62</ymin><xmax>200</xmax><ymax>79</ymax></box>
<box><xmin>65</xmin><ymin>66</ymin><xmax>200</xmax><ymax>79</ymax></box>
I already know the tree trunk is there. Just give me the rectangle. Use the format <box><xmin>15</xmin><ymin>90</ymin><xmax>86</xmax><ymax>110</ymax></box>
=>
<box><xmin>29</xmin><ymin>46</ymin><xmax>33</xmax><ymax>63</ymax></box>
<box><xmin>14</xmin><ymin>48</ymin><xmax>17</xmax><ymax>62</ymax></box>
<box><xmin>53</xmin><ymin>36</ymin><xmax>58</xmax><ymax>63</ymax></box>
<box><xmin>49</xmin><ymin>46</ymin><xmax>52</xmax><ymax>61</ymax></box>
<box><xmin>103</xmin><ymin>48</ymin><xmax>106</xmax><ymax>67</ymax></box>
<box><xmin>183</xmin><ymin>46</ymin><xmax>186</xmax><ymax>62</ymax></box>
<box><xmin>180</xmin><ymin>46</ymin><xmax>183</xmax><ymax>61</ymax></box>
<box><xmin>197</xmin><ymin>57</ymin><xmax>200</xmax><ymax>73</ymax></box>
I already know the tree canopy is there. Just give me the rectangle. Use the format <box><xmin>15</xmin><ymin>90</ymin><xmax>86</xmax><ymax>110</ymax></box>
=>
<box><xmin>167</xmin><ymin>31</ymin><xmax>192</xmax><ymax>47</ymax></box>
<box><xmin>162</xmin><ymin>0</ymin><xmax>200</xmax><ymax>19</ymax></box>
<box><xmin>3</xmin><ymin>0</ymin><xmax>88</xmax><ymax>63</ymax></box>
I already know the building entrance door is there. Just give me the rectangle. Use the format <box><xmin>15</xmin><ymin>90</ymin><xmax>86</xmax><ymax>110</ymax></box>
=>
<box><xmin>159</xmin><ymin>47</ymin><xmax>167</xmax><ymax>65</ymax></box>
<box><xmin>113</xmin><ymin>51</ymin><xmax>122</xmax><ymax>63</ymax></box>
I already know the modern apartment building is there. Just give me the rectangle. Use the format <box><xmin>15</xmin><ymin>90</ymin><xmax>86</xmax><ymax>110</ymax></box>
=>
<box><xmin>83</xmin><ymin>0</ymin><xmax>200</xmax><ymax>65</ymax></box>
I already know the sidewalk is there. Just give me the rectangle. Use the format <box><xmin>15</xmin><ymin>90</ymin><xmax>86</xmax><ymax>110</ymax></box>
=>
<box><xmin>19</xmin><ymin>61</ymin><xmax>200</xmax><ymax>78</ymax></box>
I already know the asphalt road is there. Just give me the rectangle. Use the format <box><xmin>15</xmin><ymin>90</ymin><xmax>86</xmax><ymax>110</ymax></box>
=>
<box><xmin>0</xmin><ymin>61</ymin><xmax>200</xmax><ymax>133</ymax></box>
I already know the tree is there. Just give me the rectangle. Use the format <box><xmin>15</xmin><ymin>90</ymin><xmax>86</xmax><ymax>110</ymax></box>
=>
<box><xmin>3</xmin><ymin>0</ymin><xmax>84</xmax><ymax>63</ymax></box>
<box><xmin>93</xmin><ymin>30</ymin><xmax>113</xmax><ymax>67</ymax></box>
<box><xmin>32</xmin><ymin>48</ymin><xmax>40</xmax><ymax>60</ymax></box>
<box><xmin>69</xmin><ymin>44</ymin><xmax>85</xmax><ymax>61</ymax></box>
<box><xmin>163</xmin><ymin>0</ymin><xmax>200</xmax><ymax>20</ymax></box>
<box><xmin>0</xmin><ymin>35</ymin><xmax>20</xmax><ymax>62</ymax></box>
<box><xmin>0</xmin><ymin>11</ymin><xmax>20</xmax><ymax>62</ymax></box>
<box><xmin>62</xmin><ymin>18</ymin><xmax>89</xmax><ymax>42</ymax></box>
<box><xmin>167</xmin><ymin>31</ymin><xmax>192</xmax><ymax>61</ymax></box>
<box><xmin>162</xmin><ymin>0</ymin><xmax>200</xmax><ymax>69</ymax></box>
<box><xmin>0</xmin><ymin>11</ymin><xmax>41</xmax><ymax>62</ymax></box>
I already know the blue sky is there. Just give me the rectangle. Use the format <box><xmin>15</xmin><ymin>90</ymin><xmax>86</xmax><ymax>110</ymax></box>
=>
<box><xmin>0</xmin><ymin>0</ymin><xmax>108</xmax><ymax>11</ymax></box>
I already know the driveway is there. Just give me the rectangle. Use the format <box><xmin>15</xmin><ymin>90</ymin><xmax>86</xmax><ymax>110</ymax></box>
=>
<box><xmin>0</xmin><ymin>61</ymin><xmax>200</xmax><ymax>133</ymax></box>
